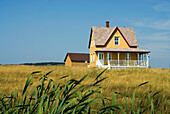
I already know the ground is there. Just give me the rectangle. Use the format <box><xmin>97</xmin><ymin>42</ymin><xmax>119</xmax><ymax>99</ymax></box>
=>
<box><xmin>0</xmin><ymin>65</ymin><xmax>169</xmax><ymax>112</ymax></box>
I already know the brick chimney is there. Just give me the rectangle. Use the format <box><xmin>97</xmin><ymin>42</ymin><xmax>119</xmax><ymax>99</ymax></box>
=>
<box><xmin>106</xmin><ymin>21</ymin><xmax>109</xmax><ymax>27</ymax></box>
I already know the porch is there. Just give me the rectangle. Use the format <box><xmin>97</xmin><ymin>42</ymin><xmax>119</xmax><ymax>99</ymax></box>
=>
<box><xmin>95</xmin><ymin>48</ymin><xmax>150</xmax><ymax>68</ymax></box>
<box><xmin>97</xmin><ymin>60</ymin><xmax>148</xmax><ymax>68</ymax></box>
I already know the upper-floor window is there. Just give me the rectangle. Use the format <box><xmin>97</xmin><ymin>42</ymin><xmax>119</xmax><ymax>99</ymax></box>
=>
<box><xmin>114</xmin><ymin>36</ymin><xmax>119</xmax><ymax>46</ymax></box>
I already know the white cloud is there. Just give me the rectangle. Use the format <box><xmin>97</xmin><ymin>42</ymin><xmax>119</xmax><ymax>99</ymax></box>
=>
<box><xmin>134</xmin><ymin>19</ymin><xmax>170</xmax><ymax>30</ymax></box>
<box><xmin>139</xmin><ymin>32</ymin><xmax>170</xmax><ymax>41</ymax></box>
<box><xmin>140</xmin><ymin>42</ymin><xmax>170</xmax><ymax>58</ymax></box>
<box><xmin>153</xmin><ymin>2</ymin><xmax>170</xmax><ymax>12</ymax></box>
<box><xmin>118</xmin><ymin>16</ymin><xmax>170</xmax><ymax>68</ymax></box>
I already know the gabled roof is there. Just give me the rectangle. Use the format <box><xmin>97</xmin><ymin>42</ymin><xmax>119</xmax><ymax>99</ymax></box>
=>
<box><xmin>64</xmin><ymin>53</ymin><xmax>89</xmax><ymax>62</ymax></box>
<box><xmin>88</xmin><ymin>26</ymin><xmax>138</xmax><ymax>48</ymax></box>
<box><xmin>95</xmin><ymin>47</ymin><xmax>150</xmax><ymax>53</ymax></box>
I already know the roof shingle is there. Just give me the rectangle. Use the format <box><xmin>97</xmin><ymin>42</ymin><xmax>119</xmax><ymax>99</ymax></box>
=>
<box><xmin>90</xmin><ymin>26</ymin><xmax>138</xmax><ymax>47</ymax></box>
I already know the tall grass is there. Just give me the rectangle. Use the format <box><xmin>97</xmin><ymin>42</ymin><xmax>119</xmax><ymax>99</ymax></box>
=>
<box><xmin>0</xmin><ymin>67</ymin><xmax>169</xmax><ymax>113</ymax></box>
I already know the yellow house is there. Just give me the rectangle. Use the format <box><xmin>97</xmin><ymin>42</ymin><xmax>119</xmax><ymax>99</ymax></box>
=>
<box><xmin>88</xmin><ymin>21</ymin><xmax>150</xmax><ymax>68</ymax></box>
<box><xmin>64</xmin><ymin>53</ymin><xmax>89</xmax><ymax>67</ymax></box>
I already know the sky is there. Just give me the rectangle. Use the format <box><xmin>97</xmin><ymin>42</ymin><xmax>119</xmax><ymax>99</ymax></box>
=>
<box><xmin>0</xmin><ymin>0</ymin><xmax>170</xmax><ymax>68</ymax></box>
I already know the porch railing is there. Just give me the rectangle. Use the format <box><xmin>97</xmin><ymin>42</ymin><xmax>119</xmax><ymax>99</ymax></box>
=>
<box><xmin>97</xmin><ymin>60</ymin><xmax>148</xmax><ymax>67</ymax></box>
<box><xmin>109</xmin><ymin>60</ymin><xmax>147</xmax><ymax>66</ymax></box>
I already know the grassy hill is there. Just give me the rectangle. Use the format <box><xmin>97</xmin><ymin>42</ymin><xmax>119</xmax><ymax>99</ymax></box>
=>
<box><xmin>0</xmin><ymin>65</ymin><xmax>169</xmax><ymax>113</ymax></box>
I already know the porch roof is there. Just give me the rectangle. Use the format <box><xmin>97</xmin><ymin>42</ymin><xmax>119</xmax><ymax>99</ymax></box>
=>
<box><xmin>95</xmin><ymin>48</ymin><xmax>150</xmax><ymax>53</ymax></box>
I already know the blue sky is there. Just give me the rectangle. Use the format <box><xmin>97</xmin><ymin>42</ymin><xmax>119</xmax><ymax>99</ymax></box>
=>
<box><xmin>0</xmin><ymin>0</ymin><xmax>170</xmax><ymax>68</ymax></box>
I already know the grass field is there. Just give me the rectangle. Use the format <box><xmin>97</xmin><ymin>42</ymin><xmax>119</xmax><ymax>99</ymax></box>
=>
<box><xmin>0</xmin><ymin>65</ymin><xmax>170</xmax><ymax>113</ymax></box>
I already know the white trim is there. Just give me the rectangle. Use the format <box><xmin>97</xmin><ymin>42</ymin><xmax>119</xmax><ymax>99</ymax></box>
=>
<box><xmin>147</xmin><ymin>53</ymin><xmax>149</xmax><ymax>67</ymax></box>
<box><xmin>99</xmin><ymin>52</ymin><xmax>104</xmax><ymax>60</ymax></box>
<box><xmin>98</xmin><ymin>52</ymin><xmax>99</xmax><ymax>60</ymax></box>
<box><xmin>93</xmin><ymin>53</ymin><xmax>95</xmax><ymax>63</ymax></box>
<box><xmin>91</xmin><ymin>54</ymin><xmax>92</xmax><ymax>63</ymax></box>
<box><xmin>99</xmin><ymin>52</ymin><xmax>104</xmax><ymax>65</ymax></box>
<box><xmin>97</xmin><ymin>60</ymin><xmax>148</xmax><ymax>68</ymax></box>
<box><xmin>137</xmin><ymin>53</ymin><xmax>139</xmax><ymax>66</ymax></box>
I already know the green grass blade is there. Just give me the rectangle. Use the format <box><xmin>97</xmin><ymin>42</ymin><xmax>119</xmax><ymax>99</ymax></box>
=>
<box><xmin>92</xmin><ymin>77</ymin><xmax>107</xmax><ymax>86</ymax></box>
<box><xmin>60</xmin><ymin>75</ymin><xmax>69</xmax><ymax>79</ymax></box>
<box><xmin>45</xmin><ymin>97</ymin><xmax>49</xmax><ymax>112</ymax></box>
<box><xmin>112</xmin><ymin>92</ymin><xmax>115</xmax><ymax>105</ymax></box>
<box><xmin>137</xmin><ymin>81</ymin><xmax>149</xmax><ymax>88</ymax></box>
<box><xmin>152</xmin><ymin>90</ymin><xmax>161</xmax><ymax>98</ymax></box>
<box><xmin>31</xmin><ymin>71</ymin><xmax>41</xmax><ymax>75</ymax></box>
<box><xmin>131</xmin><ymin>88</ymin><xmax>137</xmax><ymax>113</ymax></box>
<box><xmin>125</xmin><ymin>97</ymin><xmax>128</xmax><ymax>113</ymax></box>
<box><xmin>45</xmin><ymin>70</ymin><xmax>53</xmax><ymax>76</ymax></box>
<box><xmin>77</xmin><ymin>99</ymin><xmax>98</xmax><ymax>113</ymax></box>
<box><xmin>95</xmin><ymin>68</ymin><xmax>108</xmax><ymax>81</ymax></box>
<box><xmin>137</xmin><ymin>108</ymin><xmax>141</xmax><ymax>114</ymax></box>
<box><xmin>151</xmin><ymin>99</ymin><xmax>155</xmax><ymax>114</ymax></box>
<box><xmin>22</xmin><ymin>74</ymin><xmax>32</xmax><ymax>95</ymax></box>
<box><xmin>142</xmin><ymin>104</ymin><xmax>151</xmax><ymax>113</ymax></box>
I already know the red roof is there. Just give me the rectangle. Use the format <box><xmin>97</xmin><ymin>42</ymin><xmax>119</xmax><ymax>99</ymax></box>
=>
<box><xmin>64</xmin><ymin>53</ymin><xmax>89</xmax><ymax>62</ymax></box>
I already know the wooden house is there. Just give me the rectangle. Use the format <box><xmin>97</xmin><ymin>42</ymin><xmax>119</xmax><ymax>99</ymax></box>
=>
<box><xmin>88</xmin><ymin>21</ymin><xmax>150</xmax><ymax>68</ymax></box>
<box><xmin>64</xmin><ymin>53</ymin><xmax>89</xmax><ymax>67</ymax></box>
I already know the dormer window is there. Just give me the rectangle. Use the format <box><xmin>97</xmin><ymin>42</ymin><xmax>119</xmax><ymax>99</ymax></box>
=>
<box><xmin>114</xmin><ymin>36</ymin><xmax>119</xmax><ymax>46</ymax></box>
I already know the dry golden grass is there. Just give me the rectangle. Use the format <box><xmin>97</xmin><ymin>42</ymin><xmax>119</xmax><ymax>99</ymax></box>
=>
<box><xmin>0</xmin><ymin>65</ymin><xmax>170</xmax><ymax>112</ymax></box>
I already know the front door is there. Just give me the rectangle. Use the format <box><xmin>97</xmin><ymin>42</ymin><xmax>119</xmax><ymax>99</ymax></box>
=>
<box><xmin>99</xmin><ymin>53</ymin><xmax>104</xmax><ymax>65</ymax></box>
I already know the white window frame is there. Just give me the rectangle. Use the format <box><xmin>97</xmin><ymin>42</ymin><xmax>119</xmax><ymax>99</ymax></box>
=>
<box><xmin>107</xmin><ymin>53</ymin><xmax>112</xmax><ymax>61</ymax></box>
<box><xmin>99</xmin><ymin>53</ymin><xmax>104</xmax><ymax>60</ymax></box>
<box><xmin>126</xmin><ymin>53</ymin><xmax>130</xmax><ymax>62</ymax></box>
<box><xmin>114</xmin><ymin>36</ymin><xmax>119</xmax><ymax>46</ymax></box>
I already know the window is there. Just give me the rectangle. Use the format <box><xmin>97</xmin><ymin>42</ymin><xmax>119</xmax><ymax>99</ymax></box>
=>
<box><xmin>126</xmin><ymin>53</ymin><xmax>130</xmax><ymax>62</ymax></box>
<box><xmin>99</xmin><ymin>53</ymin><xmax>104</xmax><ymax>60</ymax></box>
<box><xmin>93</xmin><ymin>53</ymin><xmax>95</xmax><ymax>63</ymax></box>
<box><xmin>107</xmin><ymin>53</ymin><xmax>111</xmax><ymax>61</ymax></box>
<box><xmin>91</xmin><ymin>54</ymin><xmax>92</xmax><ymax>63</ymax></box>
<box><xmin>114</xmin><ymin>36</ymin><xmax>119</xmax><ymax>45</ymax></box>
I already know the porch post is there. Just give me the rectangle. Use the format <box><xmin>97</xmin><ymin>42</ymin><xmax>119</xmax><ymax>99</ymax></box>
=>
<box><xmin>97</xmin><ymin>52</ymin><xmax>100</xmax><ymax>67</ymax></box>
<box><xmin>141</xmin><ymin>54</ymin><xmax>143</xmax><ymax>66</ymax></box>
<box><xmin>118</xmin><ymin>53</ymin><xmax>120</xmax><ymax>66</ymax></box>
<box><xmin>147</xmin><ymin>53</ymin><xmax>149</xmax><ymax>67</ymax></box>
<box><xmin>107</xmin><ymin>52</ymin><xmax>110</xmax><ymax>69</ymax></box>
<box><xmin>98</xmin><ymin>52</ymin><xmax>99</xmax><ymax>61</ymax></box>
<box><xmin>142</xmin><ymin>54</ymin><xmax>144</xmax><ymax>66</ymax></box>
<box><xmin>137</xmin><ymin>53</ymin><xmax>139</xmax><ymax>66</ymax></box>
<box><xmin>144</xmin><ymin>53</ymin><xmax>146</xmax><ymax>66</ymax></box>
